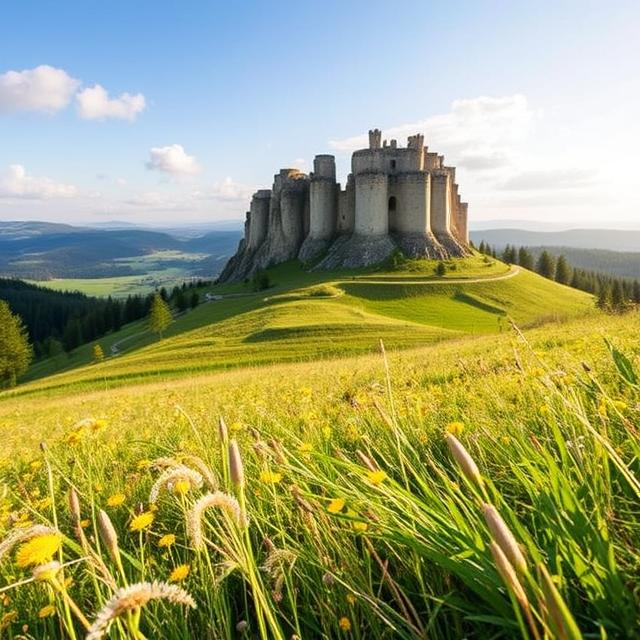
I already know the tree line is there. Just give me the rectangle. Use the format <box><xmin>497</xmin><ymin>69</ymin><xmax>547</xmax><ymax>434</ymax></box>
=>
<box><xmin>477</xmin><ymin>242</ymin><xmax>640</xmax><ymax>313</ymax></box>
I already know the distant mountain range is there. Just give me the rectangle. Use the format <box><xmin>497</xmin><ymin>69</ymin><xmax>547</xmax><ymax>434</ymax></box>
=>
<box><xmin>0</xmin><ymin>221</ymin><xmax>241</xmax><ymax>280</ymax></box>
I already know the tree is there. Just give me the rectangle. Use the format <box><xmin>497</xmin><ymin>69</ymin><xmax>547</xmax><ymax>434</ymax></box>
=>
<box><xmin>501</xmin><ymin>245</ymin><xmax>516</xmax><ymax>264</ymax></box>
<box><xmin>554</xmin><ymin>255</ymin><xmax>572</xmax><ymax>285</ymax></box>
<box><xmin>610</xmin><ymin>280</ymin><xmax>625</xmax><ymax>313</ymax></box>
<box><xmin>190</xmin><ymin>291</ymin><xmax>200</xmax><ymax>309</ymax></box>
<box><xmin>93</xmin><ymin>344</ymin><xmax>105</xmax><ymax>362</ymax></box>
<box><xmin>597</xmin><ymin>284</ymin><xmax>610</xmax><ymax>311</ymax></box>
<box><xmin>149</xmin><ymin>293</ymin><xmax>172</xmax><ymax>338</ymax></box>
<box><xmin>435</xmin><ymin>261</ymin><xmax>447</xmax><ymax>276</ymax></box>
<box><xmin>251</xmin><ymin>270</ymin><xmax>271</xmax><ymax>291</ymax></box>
<box><xmin>536</xmin><ymin>251</ymin><xmax>556</xmax><ymax>280</ymax></box>
<box><xmin>0</xmin><ymin>301</ymin><xmax>33</xmax><ymax>388</ymax></box>
<box><xmin>175</xmin><ymin>289</ymin><xmax>189</xmax><ymax>313</ymax></box>
<box><xmin>633</xmin><ymin>280</ymin><xmax>640</xmax><ymax>304</ymax></box>
<box><xmin>517</xmin><ymin>247</ymin><xmax>534</xmax><ymax>271</ymax></box>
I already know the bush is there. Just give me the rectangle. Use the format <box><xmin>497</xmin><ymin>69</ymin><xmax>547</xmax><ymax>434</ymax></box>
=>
<box><xmin>251</xmin><ymin>270</ymin><xmax>271</xmax><ymax>291</ymax></box>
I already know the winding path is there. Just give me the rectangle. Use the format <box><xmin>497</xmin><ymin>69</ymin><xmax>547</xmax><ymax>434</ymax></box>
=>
<box><xmin>333</xmin><ymin>266</ymin><xmax>520</xmax><ymax>286</ymax></box>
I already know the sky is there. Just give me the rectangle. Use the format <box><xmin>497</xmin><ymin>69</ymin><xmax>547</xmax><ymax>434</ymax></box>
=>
<box><xmin>1</xmin><ymin>0</ymin><xmax>639</xmax><ymax>229</ymax></box>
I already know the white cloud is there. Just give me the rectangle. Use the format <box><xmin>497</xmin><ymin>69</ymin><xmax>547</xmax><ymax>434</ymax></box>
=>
<box><xmin>76</xmin><ymin>84</ymin><xmax>146</xmax><ymax>121</ymax></box>
<box><xmin>329</xmin><ymin>95</ymin><xmax>533</xmax><ymax>171</ymax></box>
<box><xmin>499</xmin><ymin>168</ymin><xmax>597</xmax><ymax>191</ymax></box>
<box><xmin>0</xmin><ymin>65</ymin><xmax>79</xmax><ymax>113</ymax></box>
<box><xmin>197</xmin><ymin>177</ymin><xmax>253</xmax><ymax>202</ymax></box>
<box><xmin>0</xmin><ymin>164</ymin><xmax>77</xmax><ymax>199</ymax></box>
<box><xmin>146</xmin><ymin>144</ymin><xmax>201</xmax><ymax>176</ymax></box>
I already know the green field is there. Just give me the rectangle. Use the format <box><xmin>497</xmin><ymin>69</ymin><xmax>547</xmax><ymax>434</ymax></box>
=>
<box><xmin>2</xmin><ymin>256</ymin><xmax>638</xmax><ymax>639</ymax></box>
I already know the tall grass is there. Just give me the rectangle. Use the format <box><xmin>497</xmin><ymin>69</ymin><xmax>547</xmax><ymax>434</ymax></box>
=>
<box><xmin>0</xmin><ymin>321</ymin><xmax>639</xmax><ymax>638</ymax></box>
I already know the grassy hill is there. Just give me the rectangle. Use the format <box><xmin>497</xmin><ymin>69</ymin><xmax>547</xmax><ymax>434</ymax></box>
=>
<box><xmin>11</xmin><ymin>255</ymin><xmax>593</xmax><ymax>396</ymax></box>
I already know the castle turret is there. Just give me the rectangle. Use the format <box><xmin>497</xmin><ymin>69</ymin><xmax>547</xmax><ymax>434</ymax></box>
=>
<box><xmin>247</xmin><ymin>190</ymin><xmax>271</xmax><ymax>250</ymax></box>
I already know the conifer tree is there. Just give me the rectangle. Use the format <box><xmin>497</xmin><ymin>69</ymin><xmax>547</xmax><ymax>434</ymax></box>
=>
<box><xmin>0</xmin><ymin>301</ymin><xmax>33</xmax><ymax>388</ymax></box>
<box><xmin>149</xmin><ymin>293</ymin><xmax>172</xmax><ymax>338</ymax></box>
<box><xmin>597</xmin><ymin>284</ymin><xmax>610</xmax><ymax>311</ymax></box>
<box><xmin>554</xmin><ymin>255</ymin><xmax>572</xmax><ymax>285</ymax></box>
<box><xmin>435</xmin><ymin>261</ymin><xmax>447</xmax><ymax>276</ymax></box>
<box><xmin>517</xmin><ymin>247</ymin><xmax>534</xmax><ymax>270</ymax></box>
<box><xmin>536</xmin><ymin>251</ymin><xmax>556</xmax><ymax>280</ymax></box>
<box><xmin>93</xmin><ymin>344</ymin><xmax>105</xmax><ymax>362</ymax></box>
<box><xmin>610</xmin><ymin>280</ymin><xmax>625</xmax><ymax>313</ymax></box>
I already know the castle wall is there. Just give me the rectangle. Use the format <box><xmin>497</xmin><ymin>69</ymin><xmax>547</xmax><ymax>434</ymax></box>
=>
<box><xmin>430</xmin><ymin>171</ymin><xmax>451</xmax><ymax>236</ymax></box>
<box><xmin>280</xmin><ymin>176</ymin><xmax>308</xmax><ymax>249</ymax></box>
<box><xmin>355</xmin><ymin>172</ymin><xmax>387</xmax><ymax>236</ymax></box>
<box><xmin>308</xmin><ymin>155</ymin><xmax>337</xmax><ymax>241</ymax></box>
<box><xmin>247</xmin><ymin>190</ymin><xmax>271</xmax><ymax>249</ymax></box>
<box><xmin>337</xmin><ymin>175</ymin><xmax>355</xmax><ymax>234</ymax></box>
<box><xmin>394</xmin><ymin>172</ymin><xmax>430</xmax><ymax>234</ymax></box>
<box><xmin>456</xmin><ymin>202</ymin><xmax>469</xmax><ymax>244</ymax></box>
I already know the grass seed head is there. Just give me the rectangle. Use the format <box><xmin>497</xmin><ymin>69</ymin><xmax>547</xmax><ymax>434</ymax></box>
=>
<box><xmin>187</xmin><ymin>491</ymin><xmax>246</xmax><ymax>550</ymax></box>
<box><xmin>228</xmin><ymin>439</ymin><xmax>245</xmax><ymax>489</ymax></box>
<box><xmin>489</xmin><ymin>542</ymin><xmax>529</xmax><ymax>608</ymax></box>
<box><xmin>482</xmin><ymin>504</ymin><xmax>527</xmax><ymax>574</ymax></box>
<box><xmin>68</xmin><ymin>487</ymin><xmax>81</xmax><ymax>523</ymax></box>
<box><xmin>97</xmin><ymin>509</ymin><xmax>120</xmax><ymax>565</ymax></box>
<box><xmin>445</xmin><ymin>434</ymin><xmax>483</xmax><ymax>487</ymax></box>
<box><xmin>537</xmin><ymin>563</ymin><xmax>584</xmax><ymax>640</ymax></box>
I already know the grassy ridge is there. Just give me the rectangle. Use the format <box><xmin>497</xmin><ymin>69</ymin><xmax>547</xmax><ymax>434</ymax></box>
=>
<box><xmin>0</xmin><ymin>313</ymin><xmax>638</xmax><ymax>638</ymax></box>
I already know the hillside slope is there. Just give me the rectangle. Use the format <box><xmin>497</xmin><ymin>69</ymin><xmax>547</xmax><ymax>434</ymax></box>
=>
<box><xmin>7</xmin><ymin>256</ymin><xmax>593</xmax><ymax>398</ymax></box>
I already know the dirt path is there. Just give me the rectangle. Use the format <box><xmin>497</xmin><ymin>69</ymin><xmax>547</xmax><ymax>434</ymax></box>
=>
<box><xmin>335</xmin><ymin>266</ymin><xmax>520</xmax><ymax>286</ymax></box>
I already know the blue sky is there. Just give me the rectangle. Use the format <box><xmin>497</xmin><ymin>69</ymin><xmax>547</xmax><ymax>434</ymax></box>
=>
<box><xmin>1</xmin><ymin>0</ymin><xmax>639</xmax><ymax>228</ymax></box>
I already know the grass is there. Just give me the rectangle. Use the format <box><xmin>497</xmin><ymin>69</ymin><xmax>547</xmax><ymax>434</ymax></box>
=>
<box><xmin>17</xmin><ymin>257</ymin><xmax>593</xmax><ymax>393</ymax></box>
<box><xmin>0</xmin><ymin>312</ymin><xmax>639</xmax><ymax>638</ymax></box>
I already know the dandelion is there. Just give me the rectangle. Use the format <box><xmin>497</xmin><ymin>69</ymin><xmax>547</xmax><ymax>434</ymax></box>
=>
<box><xmin>149</xmin><ymin>465</ymin><xmax>203</xmax><ymax>504</ymax></box>
<box><xmin>169</xmin><ymin>564</ymin><xmax>190</xmax><ymax>582</ymax></box>
<box><xmin>137</xmin><ymin>459</ymin><xmax>152</xmax><ymax>471</ymax></box>
<box><xmin>187</xmin><ymin>492</ymin><xmax>245</xmax><ymax>550</ymax></box>
<box><xmin>366</xmin><ymin>470</ymin><xmax>387</xmax><ymax>486</ymax></box>
<box><xmin>86</xmin><ymin>581</ymin><xmax>196</xmax><ymax>640</ymax></box>
<box><xmin>107</xmin><ymin>493</ymin><xmax>126</xmax><ymax>508</ymax></box>
<box><xmin>327</xmin><ymin>498</ymin><xmax>345</xmax><ymax>514</ymax></box>
<box><xmin>129</xmin><ymin>512</ymin><xmax>154</xmax><ymax>532</ymax></box>
<box><xmin>339</xmin><ymin>616</ymin><xmax>351</xmax><ymax>631</ymax></box>
<box><xmin>158</xmin><ymin>534</ymin><xmax>176</xmax><ymax>548</ymax></box>
<box><xmin>298</xmin><ymin>442</ymin><xmax>312</xmax><ymax>453</ymax></box>
<box><xmin>0</xmin><ymin>524</ymin><xmax>57</xmax><ymax>561</ymax></box>
<box><xmin>445</xmin><ymin>434</ymin><xmax>483</xmax><ymax>487</ymax></box>
<box><xmin>482</xmin><ymin>504</ymin><xmax>527</xmax><ymax>573</ymax></box>
<box><xmin>16</xmin><ymin>533</ymin><xmax>62</xmax><ymax>567</ymax></box>
<box><xmin>38</xmin><ymin>604</ymin><xmax>56</xmax><ymax>618</ymax></box>
<box><xmin>446</xmin><ymin>421</ymin><xmax>465</xmax><ymax>436</ymax></box>
<box><xmin>260</xmin><ymin>470</ymin><xmax>283</xmax><ymax>484</ymax></box>
<box><xmin>80</xmin><ymin>519</ymin><xmax>90</xmax><ymax>528</ymax></box>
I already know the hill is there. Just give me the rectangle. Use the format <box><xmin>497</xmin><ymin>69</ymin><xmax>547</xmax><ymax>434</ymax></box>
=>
<box><xmin>7</xmin><ymin>255</ymin><xmax>593</xmax><ymax>396</ymax></box>
<box><xmin>471</xmin><ymin>227</ymin><xmax>640</xmax><ymax>252</ymax></box>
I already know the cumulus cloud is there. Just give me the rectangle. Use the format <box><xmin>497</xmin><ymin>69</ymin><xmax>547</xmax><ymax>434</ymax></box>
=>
<box><xmin>146</xmin><ymin>144</ymin><xmax>201</xmax><ymax>176</ymax></box>
<box><xmin>0</xmin><ymin>65</ymin><xmax>79</xmax><ymax>113</ymax></box>
<box><xmin>499</xmin><ymin>168</ymin><xmax>597</xmax><ymax>191</ymax></box>
<box><xmin>329</xmin><ymin>94</ymin><xmax>533</xmax><ymax>171</ymax></box>
<box><xmin>198</xmin><ymin>177</ymin><xmax>253</xmax><ymax>202</ymax></box>
<box><xmin>76</xmin><ymin>84</ymin><xmax>146</xmax><ymax>121</ymax></box>
<box><xmin>0</xmin><ymin>164</ymin><xmax>77</xmax><ymax>199</ymax></box>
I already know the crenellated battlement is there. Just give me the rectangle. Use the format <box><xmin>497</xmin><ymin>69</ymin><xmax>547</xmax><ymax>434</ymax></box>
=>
<box><xmin>218</xmin><ymin>127</ymin><xmax>470</xmax><ymax>281</ymax></box>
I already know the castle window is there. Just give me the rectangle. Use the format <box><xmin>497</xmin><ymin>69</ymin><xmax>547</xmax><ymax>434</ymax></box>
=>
<box><xmin>390</xmin><ymin>159</ymin><xmax>396</xmax><ymax>170</ymax></box>
<box><xmin>388</xmin><ymin>196</ymin><xmax>397</xmax><ymax>212</ymax></box>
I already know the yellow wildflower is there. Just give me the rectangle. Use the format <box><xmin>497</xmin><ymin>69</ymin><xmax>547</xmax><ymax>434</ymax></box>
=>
<box><xmin>129</xmin><ymin>512</ymin><xmax>154</xmax><ymax>532</ymax></box>
<box><xmin>539</xmin><ymin>405</ymin><xmax>549</xmax><ymax>416</ymax></box>
<box><xmin>445</xmin><ymin>421</ymin><xmax>465</xmax><ymax>436</ymax></box>
<box><xmin>366</xmin><ymin>470</ymin><xmax>387</xmax><ymax>486</ymax></box>
<box><xmin>106</xmin><ymin>493</ymin><xmax>125</xmax><ymax>508</ymax></box>
<box><xmin>322</xmin><ymin>426</ymin><xmax>332</xmax><ymax>440</ymax></box>
<box><xmin>339</xmin><ymin>616</ymin><xmax>351</xmax><ymax>631</ymax></box>
<box><xmin>171</xmin><ymin>480</ymin><xmax>191</xmax><ymax>496</ymax></box>
<box><xmin>16</xmin><ymin>534</ymin><xmax>62</xmax><ymax>568</ymax></box>
<box><xmin>298</xmin><ymin>443</ymin><xmax>312</xmax><ymax>453</ymax></box>
<box><xmin>79</xmin><ymin>519</ymin><xmax>90</xmax><ymax>529</ymax></box>
<box><xmin>500</xmin><ymin>436</ymin><xmax>511</xmax><ymax>446</ymax></box>
<box><xmin>29</xmin><ymin>460</ymin><xmax>43</xmax><ymax>471</ymax></box>
<box><xmin>158</xmin><ymin>534</ymin><xmax>176</xmax><ymax>548</ymax></box>
<box><xmin>613</xmin><ymin>400</ymin><xmax>628</xmax><ymax>413</ymax></box>
<box><xmin>38</xmin><ymin>604</ymin><xmax>56</xmax><ymax>618</ymax></box>
<box><xmin>169</xmin><ymin>563</ymin><xmax>190</xmax><ymax>582</ymax></box>
<box><xmin>137</xmin><ymin>459</ymin><xmax>152</xmax><ymax>471</ymax></box>
<box><xmin>327</xmin><ymin>498</ymin><xmax>345</xmax><ymax>514</ymax></box>
<box><xmin>91</xmin><ymin>418</ymin><xmax>107</xmax><ymax>431</ymax></box>
<box><xmin>259</xmin><ymin>470</ymin><xmax>283</xmax><ymax>484</ymax></box>
<box><xmin>346</xmin><ymin>594</ymin><xmax>356</xmax><ymax>605</ymax></box>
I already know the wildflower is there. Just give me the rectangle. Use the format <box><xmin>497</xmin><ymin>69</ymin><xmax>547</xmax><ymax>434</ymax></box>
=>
<box><xmin>445</xmin><ymin>434</ymin><xmax>483</xmax><ymax>487</ymax></box>
<box><xmin>158</xmin><ymin>534</ymin><xmax>176</xmax><ymax>548</ymax></box>
<box><xmin>366</xmin><ymin>470</ymin><xmax>387</xmax><ymax>486</ymax></box>
<box><xmin>80</xmin><ymin>519</ymin><xmax>90</xmax><ymax>529</ymax></box>
<box><xmin>38</xmin><ymin>604</ymin><xmax>56</xmax><ymax>618</ymax></box>
<box><xmin>539</xmin><ymin>405</ymin><xmax>549</xmax><ymax>416</ymax></box>
<box><xmin>86</xmin><ymin>581</ymin><xmax>196</xmax><ymax>640</ymax></box>
<box><xmin>228</xmin><ymin>440</ymin><xmax>245</xmax><ymax>489</ymax></box>
<box><xmin>148</xmin><ymin>465</ymin><xmax>203</xmax><ymax>504</ymax></box>
<box><xmin>137</xmin><ymin>459</ymin><xmax>152</xmax><ymax>471</ymax></box>
<box><xmin>339</xmin><ymin>616</ymin><xmax>351</xmax><ymax>631</ymax></box>
<box><xmin>327</xmin><ymin>498</ymin><xmax>345</xmax><ymax>514</ymax></box>
<box><xmin>129</xmin><ymin>512</ymin><xmax>154</xmax><ymax>532</ymax></box>
<box><xmin>446</xmin><ymin>421</ymin><xmax>465</xmax><ymax>436</ymax></box>
<box><xmin>260</xmin><ymin>470</ymin><xmax>283</xmax><ymax>484</ymax></box>
<box><xmin>187</xmin><ymin>492</ymin><xmax>245</xmax><ymax>550</ymax></box>
<box><xmin>322</xmin><ymin>426</ymin><xmax>332</xmax><ymax>440</ymax></box>
<box><xmin>107</xmin><ymin>493</ymin><xmax>126</xmax><ymax>508</ymax></box>
<box><xmin>1</xmin><ymin>611</ymin><xmax>18</xmax><ymax>627</ymax></box>
<box><xmin>346</xmin><ymin>594</ymin><xmax>356</xmax><ymax>605</ymax></box>
<box><xmin>500</xmin><ymin>436</ymin><xmax>511</xmax><ymax>446</ymax></box>
<box><xmin>169</xmin><ymin>564</ymin><xmax>190</xmax><ymax>582</ymax></box>
<box><xmin>16</xmin><ymin>533</ymin><xmax>62</xmax><ymax>567</ymax></box>
<box><xmin>482</xmin><ymin>504</ymin><xmax>527</xmax><ymax>573</ymax></box>
<box><xmin>613</xmin><ymin>400</ymin><xmax>628</xmax><ymax>413</ymax></box>
<box><xmin>298</xmin><ymin>443</ymin><xmax>312</xmax><ymax>453</ymax></box>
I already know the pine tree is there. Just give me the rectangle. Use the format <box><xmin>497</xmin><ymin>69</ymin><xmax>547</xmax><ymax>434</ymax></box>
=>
<box><xmin>633</xmin><ymin>280</ymin><xmax>640</xmax><ymax>304</ymax></box>
<box><xmin>610</xmin><ymin>280</ymin><xmax>625</xmax><ymax>313</ymax></box>
<box><xmin>536</xmin><ymin>251</ymin><xmax>556</xmax><ymax>279</ymax></box>
<box><xmin>597</xmin><ymin>284</ymin><xmax>610</xmax><ymax>311</ymax></box>
<box><xmin>517</xmin><ymin>247</ymin><xmax>534</xmax><ymax>270</ymax></box>
<box><xmin>149</xmin><ymin>293</ymin><xmax>172</xmax><ymax>338</ymax></box>
<box><xmin>0</xmin><ymin>301</ymin><xmax>33</xmax><ymax>388</ymax></box>
<box><xmin>93</xmin><ymin>344</ymin><xmax>105</xmax><ymax>362</ymax></box>
<box><xmin>190</xmin><ymin>291</ymin><xmax>200</xmax><ymax>309</ymax></box>
<box><xmin>435</xmin><ymin>261</ymin><xmax>447</xmax><ymax>276</ymax></box>
<box><xmin>554</xmin><ymin>255</ymin><xmax>572</xmax><ymax>285</ymax></box>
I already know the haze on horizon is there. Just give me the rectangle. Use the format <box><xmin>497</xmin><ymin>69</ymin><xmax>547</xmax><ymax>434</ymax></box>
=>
<box><xmin>0</xmin><ymin>1</ymin><xmax>639</xmax><ymax>229</ymax></box>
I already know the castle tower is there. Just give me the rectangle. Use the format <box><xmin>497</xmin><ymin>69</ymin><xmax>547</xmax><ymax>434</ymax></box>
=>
<box><xmin>247</xmin><ymin>190</ymin><xmax>271</xmax><ymax>250</ymax></box>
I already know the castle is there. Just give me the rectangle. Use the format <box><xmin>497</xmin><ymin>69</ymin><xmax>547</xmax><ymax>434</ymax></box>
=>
<box><xmin>218</xmin><ymin>129</ymin><xmax>470</xmax><ymax>282</ymax></box>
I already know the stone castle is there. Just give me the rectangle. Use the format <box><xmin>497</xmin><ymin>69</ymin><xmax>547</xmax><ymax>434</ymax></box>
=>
<box><xmin>218</xmin><ymin>129</ymin><xmax>470</xmax><ymax>282</ymax></box>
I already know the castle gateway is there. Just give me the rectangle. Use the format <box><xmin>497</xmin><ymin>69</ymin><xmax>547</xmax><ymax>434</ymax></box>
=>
<box><xmin>218</xmin><ymin>129</ymin><xmax>469</xmax><ymax>282</ymax></box>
